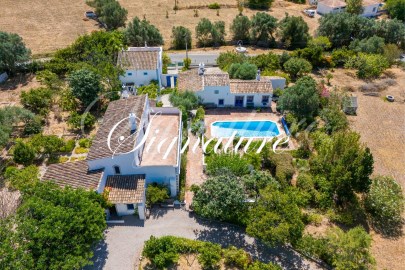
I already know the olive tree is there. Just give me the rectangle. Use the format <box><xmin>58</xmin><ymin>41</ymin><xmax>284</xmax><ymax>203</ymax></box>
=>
<box><xmin>0</xmin><ymin>31</ymin><xmax>31</xmax><ymax>74</ymax></box>
<box><xmin>230</xmin><ymin>15</ymin><xmax>251</xmax><ymax>42</ymax></box>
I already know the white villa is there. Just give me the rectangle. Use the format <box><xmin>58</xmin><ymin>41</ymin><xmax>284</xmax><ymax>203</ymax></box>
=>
<box><xmin>316</xmin><ymin>0</ymin><xmax>381</xmax><ymax>17</ymax></box>
<box><xmin>43</xmin><ymin>95</ymin><xmax>182</xmax><ymax>219</ymax></box>
<box><xmin>177</xmin><ymin>66</ymin><xmax>286</xmax><ymax>108</ymax></box>
<box><xmin>117</xmin><ymin>47</ymin><xmax>163</xmax><ymax>92</ymax></box>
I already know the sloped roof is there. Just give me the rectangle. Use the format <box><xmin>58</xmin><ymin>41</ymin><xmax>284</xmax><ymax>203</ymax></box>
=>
<box><xmin>229</xmin><ymin>80</ymin><xmax>273</xmax><ymax>94</ymax></box>
<box><xmin>318</xmin><ymin>0</ymin><xmax>346</xmax><ymax>7</ymax></box>
<box><xmin>42</xmin><ymin>160</ymin><xmax>103</xmax><ymax>190</ymax></box>
<box><xmin>362</xmin><ymin>0</ymin><xmax>380</xmax><ymax>6</ymax></box>
<box><xmin>177</xmin><ymin>69</ymin><xmax>203</xmax><ymax>92</ymax></box>
<box><xmin>105</xmin><ymin>175</ymin><xmax>145</xmax><ymax>204</ymax></box>
<box><xmin>117</xmin><ymin>48</ymin><xmax>159</xmax><ymax>70</ymax></box>
<box><xmin>204</xmin><ymin>74</ymin><xmax>230</xmax><ymax>87</ymax></box>
<box><xmin>87</xmin><ymin>95</ymin><xmax>147</xmax><ymax>161</ymax></box>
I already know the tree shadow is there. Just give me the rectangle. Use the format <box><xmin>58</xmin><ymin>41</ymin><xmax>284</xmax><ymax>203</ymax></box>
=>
<box><xmin>86</xmin><ymin>238</ymin><xmax>108</xmax><ymax>270</ymax></box>
<box><xmin>0</xmin><ymin>73</ymin><xmax>34</xmax><ymax>91</ymax></box>
<box><xmin>192</xmin><ymin>215</ymin><xmax>321</xmax><ymax>270</ymax></box>
<box><xmin>371</xmin><ymin>220</ymin><xmax>404</xmax><ymax>239</ymax></box>
<box><xmin>107</xmin><ymin>215</ymin><xmax>145</xmax><ymax>227</ymax></box>
<box><xmin>149</xmin><ymin>206</ymin><xmax>175</xmax><ymax>220</ymax></box>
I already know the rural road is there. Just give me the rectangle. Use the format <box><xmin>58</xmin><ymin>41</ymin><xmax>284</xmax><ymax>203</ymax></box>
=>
<box><xmin>168</xmin><ymin>52</ymin><xmax>221</xmax><ymax>66</ymax></box>
<box><xmin>89</xmin><ymin>209</ymin><xmax>324</xmax><ymax>270</ymax></box>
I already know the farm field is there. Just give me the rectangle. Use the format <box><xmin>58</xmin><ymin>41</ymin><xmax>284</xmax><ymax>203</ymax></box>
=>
<box><xmin>0</xmin><ymin>0</ymin><xmax>319</xmax><ymax>55</ymax></box>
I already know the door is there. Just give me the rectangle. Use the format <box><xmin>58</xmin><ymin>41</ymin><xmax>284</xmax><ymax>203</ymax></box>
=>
<box><xmin>246</xmin><ymin>96</ymin><xmax>254</xmax><ymax>107</ymax></box>
<box><xmin>218</xmin><ymin>99</ymin><xmax>224</xmax><ymax>107</ymax></box>
<box><xmin>235</xmin><ymin>96</ymin><xmax>244</xmax><ymax>107</ymax></box>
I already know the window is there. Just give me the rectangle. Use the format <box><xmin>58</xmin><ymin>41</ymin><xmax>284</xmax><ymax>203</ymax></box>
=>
<box><xmin>127</xmin><ymin>72</ymin><xmax>132</xmax><ymax>76</ymax></box>
<box><xmin>143</xmin><ymin>72</ymin><xmax>148</xmax><ymax>76</ymax></box>
<box><xmin>214</xmin><ymin>90</ymin><xmax>219</xmax><ymax>94</ymax></box>
<box><xmin>113</xmin><ymin>165</ymin><xmax>121</xmax><ymax>175</ymax></box>
<box><xmin>127</xmin><ymin>204</ymin><xmax>134</xmax><ymax>210</ymax></box>
<box><xmin>372</xmin><ymin>7</ymin><xmax>376</xmax><ymax>12</ymax></box>
<box><xmin>218</xmin><ymin>99</ymin><xmax>224</xmax><ymax>106</ymax></box>
<box><xmin>262</xmin><ymin>96</ymin><xmax>270</xmax><ymax>103</ymax></box>
<box><xmin>247</xmin><ymin>96</ymin><xmax>254</xmax><ymax>106</ymax></box>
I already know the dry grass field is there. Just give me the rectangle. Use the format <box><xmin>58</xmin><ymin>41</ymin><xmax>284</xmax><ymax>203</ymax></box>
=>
<box><xmin>0</xmin><ymin>0</ymin><xmax>318</xmax><ymax>55</ymax></box>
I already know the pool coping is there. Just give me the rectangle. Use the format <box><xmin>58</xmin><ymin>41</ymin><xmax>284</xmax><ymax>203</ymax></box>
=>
<box><xmin>210</xmin><ymin>119</ymin><xmax>283</xmax><ymax>139</ymax></box>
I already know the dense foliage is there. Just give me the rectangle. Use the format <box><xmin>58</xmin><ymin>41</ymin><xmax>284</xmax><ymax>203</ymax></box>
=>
<box><xmin>278</xmin><ymin>15</ymin><xmax>310</xmax><ymax>49</ymax></box>
<box><xmin>89</xmin><ymin>0</ymin><xmax>128</xmax><ymax>30</ymax></box>
<box><xmin>345</xmin><ymin>53</ymin><xmax>389</xmax><ymax>79</ymax></box>
<box><xmin>346</xmin><ymin>0</ymin><xmax>363</xmax><ymax>14</ymax></box>
<box><xmin>386</xmin><ymin>0</ymin><xmax>405</xmax><ymax>21</ymax></box>
<box><xmin>169</xmin><ymin>90</ymin><xmax>199</xmax><ymax>111</ymax></box>
<box><xmin>247</xmin><ymin>0</ymin><xmax>274</xmax><ymax>9</ymax></box>
<box><xmin>68</xmin><ymin>68</ymin><xmax>103</xmax><ymax>107</ymax></box>
<box><xmin>195</xmin><ymin>18</ymin><xmax>226</xmax><ymax>47</ymax></box>
<box><xmin>365</xmin><ymin>176</ymin><xmax>404</xmax><ymax>235</ymax></box>
<box><xmin>0</xmin><ymin>181</ymin><xmax>106</xmax><ymax>269</ymax></box>
<box><xmin>282</xmin><ymin>57</ymin><xmax>312</xmax><ymax>79</ymax></box>
<box><xmin>171</xmin><ymin>26</ymin><xmax>192</xmax><ymax>50</ymax></box>
<box><xmin>13</xmin><ymin>140</ymin><xmax>36</xmax><ymax>166</ymax></box>
<box><xmin>228</xmin><ymin>62</ymin><xmax>257</xmax><ymax>80</ymax></box>
<box><xmin>205</xmin><ymin>153</ymin><xmax>250</xmax><ymax>176</ymax></box>
<box><xmin>0</xmin><ymin>31</ymin><xmax>31</xmax><ymax>74</ymax></box>
<box><xmin>230</xmin><ymin>15</ymin><xmax>251</xmax><ymax>42</ymax></box>
<box><xmin>277</xmin><ymin>76</ymin><xmax>318</xmax><ymax>120</ymax></box>
<box><xmin>124</xmin><ymin>17</ymin><xmax>164</xmax><ymax>47</ymax></box>
<box><xmin>20</xmin><ymin>87</ymin><xmax>53</xmax><ymax>116</ymax></box>
<box><xmin>250</xmin><ymin>12</ymin><xmax>278</xmax><ymax>46</ymax></box>
<box><xmin>146</xmin><ymin>183</ymin><xmax>170</xmax><ymax>206</ymax></box>
<box><xmin>216</xmin><ymin>51</ymin><xmax>247</xmax><ymax>71</ymax></box>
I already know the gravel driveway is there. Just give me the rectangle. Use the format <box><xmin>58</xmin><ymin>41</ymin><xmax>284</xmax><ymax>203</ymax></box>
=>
<box><xmin>89</xmin><ymin>209</ymin><xmax>324</xmax><ymax>270</ymax></box>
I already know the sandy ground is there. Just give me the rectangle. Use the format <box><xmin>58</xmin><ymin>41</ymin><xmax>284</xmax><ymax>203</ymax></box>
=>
<box><xmin>0</xmin><ymin>0</ymin><xmax>318</xmax><ymax>55</ymax></box>
<box><xmin>314</xmin><ymin>67</ymin><xmax>405</xmax><ymax>270</ymax></box>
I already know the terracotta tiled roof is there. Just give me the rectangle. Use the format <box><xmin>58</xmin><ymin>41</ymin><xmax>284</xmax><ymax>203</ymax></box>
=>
<box><xmin>318</xmin><ymin>0</ymin><xmax>346</xmax><ymax>7</ymax></box>
<box><xmin>362</xmin><ymin>0</ymin><xmax>380</xmax><ymax>6</ymax></box>
<box><xmin>42</xmin><ymin>160</ymin><xmax>103</xmax><ymax>190</ymax></box>
<box><xmin>87</xmin><ymin>95</ymin><xmax>147</xmax><ymax>161</ymax></box>
<box><xmin>105</xmin><ymin>175</ymin><xmax>145</xmax><ymax>204</ymax></box>
<box><xmin>204</xmin><ymin>74</ymin><xmax>230</xmax><ymax>87</ymax></box>
<box><xmin>177</xmin><ymin>69</ymin><xmax>203</xmax><ymax>92</ymax></box>
<box><xmin>117</xmin><ymin>49</ymin><xmax>159</xmax><ymax>70</ymax></box>
<box><xmin>229</xmin><ymin>80</ymin><xmax>273</xmax><ymax>94</ymax></box>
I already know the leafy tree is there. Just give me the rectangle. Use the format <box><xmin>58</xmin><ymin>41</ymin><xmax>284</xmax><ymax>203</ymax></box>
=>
<box><xmin>249</xmin><ymin>52</ymin><xmax>280</xmax><ymax>71</ymax></box>
<box><xmin>195</xmin><ymin>18</ymin><xmax>226</xmax><ymax>47</ymax></box>
<box><xmin>68</xmin><ymin>68</ymin><xmax>103</xmax><ymax>107</ymax></box>
<box><xmin>124</xmin><ymin>17</ymin><xmax>164</xmax><ymax>47</ymax></box>
<box><xmin>365</xmin><ymin>176</ymin><xmax>404</xmax><ymax>235</ymax></box>
<box><xmin>345</xmin><ymin>53</ymin><xmax>389</xmax><ymax>79</ymax></box>
<box><xmin>0</xmin><ymin>181</ymin><xmax>107</xmax><ymax>270</ymax></box>
<box><xmin>171</xmin><ymin>26</ymin><xmax>192</xmax><ymax>50</ymax></box>
<box><xmin>13</xmin><ymin>140</ymin><xmax>36</xmax><ymax>166</ymax></box>
<box><xmin>243</xmin><ymin>170</ymin><xmax>278</xmax><ymax>198</ymax></box>
<box><xmin>250</xmin><ymin>12</ymin><xmax>278</xmax><ymax>46</ymax></box>
<box><xmin>169</xmin><ymin>90</ymin><xmax>199</xmax><ymax>111</ymax></box>
<box><xmin>375</xmin><ymin>19</ymin><xmax>405</xmax><ymax>47</ymax></box>
<box><xmin>308</xmin><ymin>36</ymin><xmax>332</xmax><ymax>50</ymax></box>
<box><xmin>331</xmin><ymin>47</ymin><xmax>356</xmax><ymax>67</ymax></box>
<box><xmin>146</xmin><ymin>183</ymin><xmax>170</xmax><ymax>206</ymax></box>
<box><xmin>320</xmin><ymin>101</ymin><xmax>348</xmax><ymax>134</ymax></box>
<box><xmin>217</xmin><ymin>51</ymin><xmax>247</xmax><ymax>70</ymax></box>
<box><xmin>325</xmin><ymin>227</ymin><xmax>375</xmax><ymax>270</ymax></box>
<box><xmin>67</xmin><ymin>112</ymin><xmax>96</xmax><ymax>130</ymax></box>
<box><xmin>59</xmin><ymin>89</ymin><xmax>79</xmax><ymax>111</ymax></box>
<box><xmin>206</xmin><ymin>153</ymin><xmax>250</xmax><ymax>176</ymax></box>
<box><xmin>4</xmin><ymin>165</ymin><xmax>39</xmax><ymax>190</ymax></box>
<box><xmin>310</xmin><ymin>131</ymin><xmax>374</xmax><ymax>204</ymax></box>
<box><xmin>283</xmin><ymin>57</ymin><xmax>312</xmax><ymax>80</ymax></box>
<box><xmin>197</xmin><ymin>244</ymin><xmax>222</xmax><ymax>269</ymax></box>
<box><xmin>386</xmin><ymin>0</ymin><xmax>405</xmax><ymax>21</ymax></box>
<box><xmin>23</xmin><ymin>115</ymin><xmax>43</xmax><ymax>136</ymax></box>
<box><xmin>248</xmin><ymin>0</ymin><xmax>274</xmax><ymax>9</ymax></box>
<box><xmin>247</xmin><ymin>261</ymin><xmax>282</xmax><ymax>270</ymax></box>
<box><xmin>0</xmin><ymin>31</ymin><xmax>31</xmax><ymax>74</ymax></box>
<box><xmin>349</xmin><ymin>35</ymin><xmax>385</xmax><ymax>54</ymax></box>
<box><xmin>89</xmin><ymin>0</ymin><xmax>127</xmax><ymax>30</ymax></box>
<box><xmin>231</xmin><ymin>15</ymin><xmax>251</xmax><ymax>42</ymax></box>
<box><xmin>228</xmin><ymin>62</ymin><xmax>257</xmax><ymax>80</ymax></box>
<box><xmin>383</xmin><ymin>44</ymin><xmax>402</xmax><ymax>64</ymax></box>
<box><xmin>277</xmin><ymin>76</ymin><xmax>318</xmax><ymax>120</ymax></box>
<box><xmin>278</xmin><ymin>14</ymin><xmax>310</xmax><ymax>49</ymax></box>
<box><xmin>346</xmin><ymin>0</ymin><xmax>363</xmax><ymax>14</ymax></box>
<box><xmin>223</xmin><ymin>246</ymin><xmax>251</xmax><ymax>269</ymax></box>
<box><xmin>247</xmin><ymin>185</ymin><xmax>304</xmax><ymax>246</ymax></box>
<box><xmin>0</xmin><ymin>106</ymin><xmax>35</xmax><ymax>148</ymax></box>
<box><xmin>317</xmin><ymin>13</ymin><xmax>374</xmax><ymax>48</ymax></box>
<box><xmin>36</xmin><ymin>70</ymin><xmax>62</xmax><ymax>90</ymax></box>
<box><xmin>291</xmin><ymin>46</ymin><xmax>324</xmax><ymax>67</ymax></box>
<box><xmin>192</xmin><ymin>174</ymin><xmax>247</xmax><ymax>223</ymax></box>
<box><xmin>20</xmin><ymin>87</ymin><xmax>53</xmax><ymax>116</ymax></box>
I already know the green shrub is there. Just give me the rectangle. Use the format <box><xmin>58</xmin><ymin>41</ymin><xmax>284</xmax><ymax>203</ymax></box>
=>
<box><xmin>365</xmin><ymin>176</ymin><xmax>404</xmax><ymax>235</ymax></box>
<box><xmin>74</xmin><ymin>147</ymin><xmax>89</xmax><ymax>154</ymax></box>
<box><xmin>345</xmin><ymin>53</ymin><xmax>389</xmax><ymax>79</ymax></box>
<box><xmin>262</xmin><ymin>150</ymin><xmax>295</xmax><ymax>185</ymax></box>
<box><xmin>223</xmin><ymin>246</ymin><xmax>251</xmax><ymax>269</ymax></box>
<box><xmin>60</xmin><ymin>139</ymin><xmax>76</xmax><ymax>153</ymax></box>
<box><xmin>331</xmin><ymin>47</ymin><xmax>356</xmax><ymax>67</ymax></box>
<box><xmin>20</xmin><ymin>87</ymin><xmax>53</xmax><ymax>116</ymax></box>
<box><xmin>137</xmin><ymin>82</ymin><xmax>159</xmax><ymax>99</ymax></box>
<box><xmin>197</xmin><ymin>243</ymin><xmax>222</xmax><ymax>269</ymax></box>
<box><xmin>68</xmin><ymin>112</ymin><xmax>96</xmax><ymax>130</ymax></box>
<box><xmin>156</xmin><ymin>101</ymin><xmax>163</xmax><ymax>107</ymax></box>
<box><xmin>78</xmin><ymin>138</ymin><xmax>92</xmax><ymax>148</ymax></box>
<box><xmin>169</xmin><ymin>90</ymin><xmax>199</xmax><ymax>111</ymax></box>
<box><xmin>146</xmin><ymin>183</ymin><xmax>170</xmax><ymax>206</ymax></box>
<box><xmin>13</xmin><ymin>140</ymin><xmax>36</xmax><ymax>166</ymax></box>
<box><xmin>23</xmin><ymin>115</ymin><xmax>43</xmax><ymax>135</ymax></box>
<box><xmin>206</xmin><ymin>153</ymin><xmax>250</xmax><ymax>176</ymax></box>
<box><xmin>228</xmin><ymin>62</ymin><xmax>257</xmax><ymax>80</ymax></box>
<box><xmin>142</xmin><ymin>236</ymin><xmax>180</xmax><ymax>269</ymax></box>
<box><xmin>208</xmin><ymin>2</ymin><xmax>220</xmax><ymax>9</ymax></box>
<box><xmin>303</xmin><ymin>212</ymin><xmax>323</xmax><ymax>226</ymax></box>
<box><xmin>247</xmin><ymin>261</ymin><xmax>282</xmax><ymax>270</ymax></box>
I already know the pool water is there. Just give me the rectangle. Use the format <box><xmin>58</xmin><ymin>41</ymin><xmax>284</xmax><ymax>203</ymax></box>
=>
<box><xmin>211</xmin><ymin>120</ymin><xmax>280</xmax><ymax>138</ymax></box>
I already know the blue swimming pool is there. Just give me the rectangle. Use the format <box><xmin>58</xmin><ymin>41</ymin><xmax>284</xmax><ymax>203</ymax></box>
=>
<box><xmin>211</xmin><ymin>120</ymin><xmax>280</xmax><ymax>138</ymax></box>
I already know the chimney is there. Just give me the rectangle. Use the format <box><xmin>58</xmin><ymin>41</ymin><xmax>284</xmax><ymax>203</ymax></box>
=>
<box><xmin>129</xmin><ymin>112</ymin><xmax>136</xmax><ymax>134</ymax></box>
<box><xmin>256</xmin><ymin>69</ymin><xmax>261</xmax><ymax>81</ymax></box>
<box><xmin>198</xmin><ymin>62</ymin><xmax>205</xmax><ymax>76</ymax></box>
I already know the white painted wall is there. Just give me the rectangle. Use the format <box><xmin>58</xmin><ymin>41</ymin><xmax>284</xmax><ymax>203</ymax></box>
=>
<box><xmin>120</xmin><ymin>69</ymin><xmax>159</xmax><ymax>87</ymax></box>
<box><xmin>317</xmin><ymin>3</ymin><xmax>345</xmax><ymax>15</ymax></box>
<box><xmin>362</xmin><ymin>4</ymin><xmax>379</xmax><ymax>17</ymax></box>
<box><xmin>116</xmin><ymin>202</ymin><xmax>145</xmax><ymax>219</ymax></box>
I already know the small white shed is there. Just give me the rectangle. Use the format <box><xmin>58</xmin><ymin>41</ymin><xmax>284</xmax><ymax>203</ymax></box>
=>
<box><xmin>317</xmin><ymin>0</ymin><xmax>346</xmax><ymax>15</ymax></box>
<box><xmin>361</xmin><ymin>0</ymin><xmax>381</xmax><ymax>17</ymax></box>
